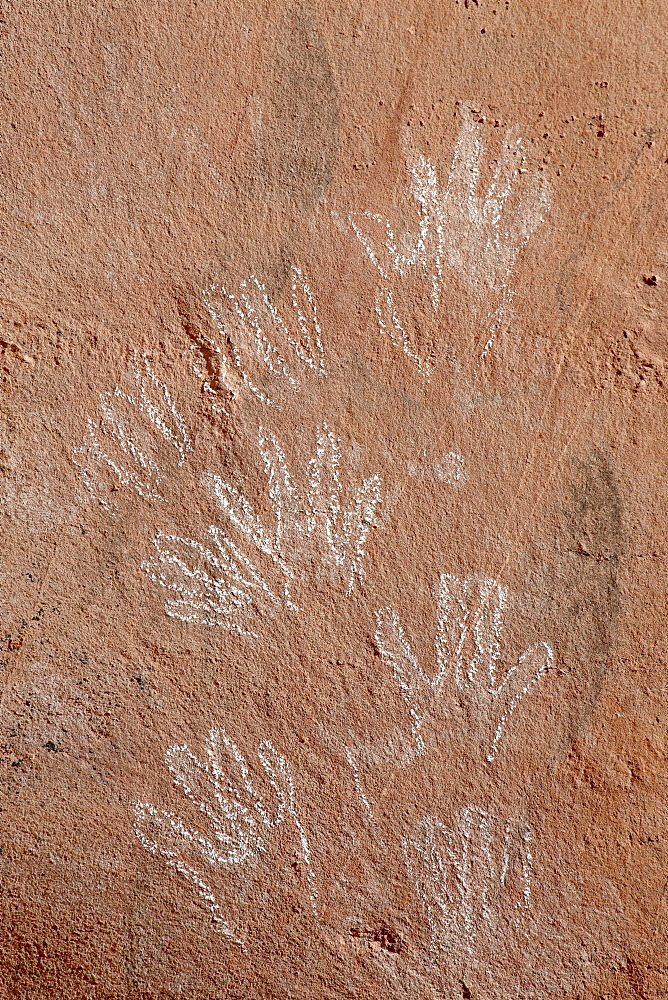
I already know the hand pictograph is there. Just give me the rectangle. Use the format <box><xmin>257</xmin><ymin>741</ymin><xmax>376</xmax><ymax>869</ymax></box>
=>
<box><xmin>144</xmin><ymin>423</ymin><xmax>382</xmax><ymax>636</ymax></box>
<box><xmin>195</xmin><ymin>266</ymin><xmax>327</xmax><ymax>410</ymax></box>
<box><xmin>134</xmin><ymin>727</ymin><xmax>317</xmax><ymax>946</ymax></box>
<box><xmin>74</xmin><ymin>353</ymin><xmax>191</xmax><ymax>514</ymax></box>
<box><xmin>403</xmin><ymin>807</ymin><xmax>533</xmax><ymax>958</ymax></box>
<box><xmin>102</xmin><ymin>97</ymin><xmax>562</xmax><ymax>976</ymax></box>
<box><xmin>141</xmin><ymin>525</ymin><xmax>289</xmax><ymax>637</ymax></box>
<box><xmin>214</xmin><ymin>423</ymin><xmax>382</xmax><ymax>595</ymax></box>
<box><xmin>348</xmin><ymin>104</ymin><xmax>551</xmax><ymax>373</ymax></box>
<box><xmin>374</xmin><ymin>573</ymin><xmax>553</xmax><ymax>763</ymax></box>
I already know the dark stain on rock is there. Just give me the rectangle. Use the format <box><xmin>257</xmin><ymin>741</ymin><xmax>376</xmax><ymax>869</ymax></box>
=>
<box><xmin>554</xmin><ymin>447</ymin><xmax>624</xmax><ymax>738</ymax></box>
<box><xmin>517</xmin><ymin>446</ymin><xmax>624</xmax><ymax>788</ymax></box>
<box><xmin>564</xmin><ymin>449</ymin><xmax>622</xmax><ymax>644</ymax></box>
<box><xmin>253</xmin><ymin>4</ymin><xmax>340</xmax><ymax>210</ymax></box>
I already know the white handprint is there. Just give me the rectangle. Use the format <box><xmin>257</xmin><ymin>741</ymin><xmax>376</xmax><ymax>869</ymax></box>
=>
<box><xmin>195</xmin><ymin>266</ymin><xmax>327</xmax><ymax>410</ymax></box>
<box><xmin>144</xmin><ymin>422</ymin><xmax>382</xmax><ymax>635</ymax></box>
<box><xmin>215</xmin><ymin>423</ymin><xmax>382</xmax><ymax>595</ymax></box>
<box><xmin>141</xmin><ymin>527</ymin><xmax>290</xmax><ymax>639</ymax></box>
<box><xmin>374</xmin><ymin>573</ymin><xmax>553</xmax><ymax>763</ymax></box>
<box><xmin>403</xmin><ymin>807</ymin><xmax>533</xmax><ymax>958</ymax></box>
<box><xmin>74</xmin><ymin>353</ymin><xmax>191</xmax><ymax>514</ymax></box>
<box><xmin>349</xmin><ymin>103</ymin><xmax>551</xmax><ymax>374</ymax></box>
<box><xmin>134</xmin><ymin>727</ymin><xmax>317</xmax><ymax>947</ymax></box>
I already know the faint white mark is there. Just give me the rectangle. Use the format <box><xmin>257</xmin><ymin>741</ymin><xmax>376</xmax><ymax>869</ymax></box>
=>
<box><xmin>348</xmin><ymin>103</ymin><xmax>551</xmax><ymax>372</ymax></box>
<box><xmin>183</xmin><ymin>125</ymin><xmax>228</xmax><ymax>190</ymax></box>
<box><xmin>407</xmin><ymin>451</ymin><xmax>466</xmax><ymax>486</ymax></box>
<box><xmin>375</xmin><ymin>574</ymin><xmax>553</xmax><ymax>763</ymax></box>
<box><xmin>195</xmin><ymin>266</ymin><xmax>327</xmax><ymax>410</ymax></box>
<box><xmin>74</xmin><ymin>353</ymin><xmax>191</xmax><ymax>514</ymax></box>
<box><xmin>433</xmin><ymin>452</ymin><xmax>466</xmax><ymax>484</ymax></box>
<box><xmin>477</xmin><ymin>284</ymin><xmax>515</xmax><ymax>368</ymax></box>
<box><xmin>0</xmin><ymin>665</ymin><xmax>109</xmax><ymax>754</ymax></box>
<box><xmin>403</xmin><ymin>807</ymin><xmax>533</xmax><ymax>958</ymax></box>
<box><xmin>144</xmin><ymin>423</ymin><xmax>381</xmax><ymax>634</ymax></box>
<box><xmin>133</xmin><ymin>727</ymin><xmax>317</xmax><ymax>947</ymax></box>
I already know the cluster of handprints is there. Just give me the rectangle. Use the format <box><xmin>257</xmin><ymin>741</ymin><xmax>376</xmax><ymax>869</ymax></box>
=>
<box><xmin>73</xmin><ymin>106</ymin><xmax>563</xmax><ymax>976</ymax></box>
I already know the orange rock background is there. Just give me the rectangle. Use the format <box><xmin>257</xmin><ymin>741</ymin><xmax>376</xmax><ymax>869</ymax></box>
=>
<box><xmin>1</xmin><ymin>1</ymin><xmax>668</xmax><ymax>997</ymax></box>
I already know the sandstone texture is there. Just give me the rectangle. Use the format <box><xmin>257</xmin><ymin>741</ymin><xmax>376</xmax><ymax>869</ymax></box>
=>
<box><xmin>1</xmin><ymin>2</ymin><xmax>668</xmax><ymax>997</ymax></box>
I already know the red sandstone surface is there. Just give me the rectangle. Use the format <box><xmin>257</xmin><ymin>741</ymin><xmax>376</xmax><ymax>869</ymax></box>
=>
<box><xmin>1</xmin><ymin>2</ymin><xmax>668</xmax><ymax>997</ymax></box>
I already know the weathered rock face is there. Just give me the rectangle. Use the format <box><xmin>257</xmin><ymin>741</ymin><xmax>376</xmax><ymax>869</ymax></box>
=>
<box><xmin>1</xmin><ymin>2</ymin><xmax>668</xmax><ymax>997</ymax></box>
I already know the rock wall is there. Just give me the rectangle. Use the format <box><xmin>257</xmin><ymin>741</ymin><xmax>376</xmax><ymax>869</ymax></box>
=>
<box><xmin>1</xmin><ymin>2</ymin><xmax>668</xmax><ymax>997</ymax></box>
